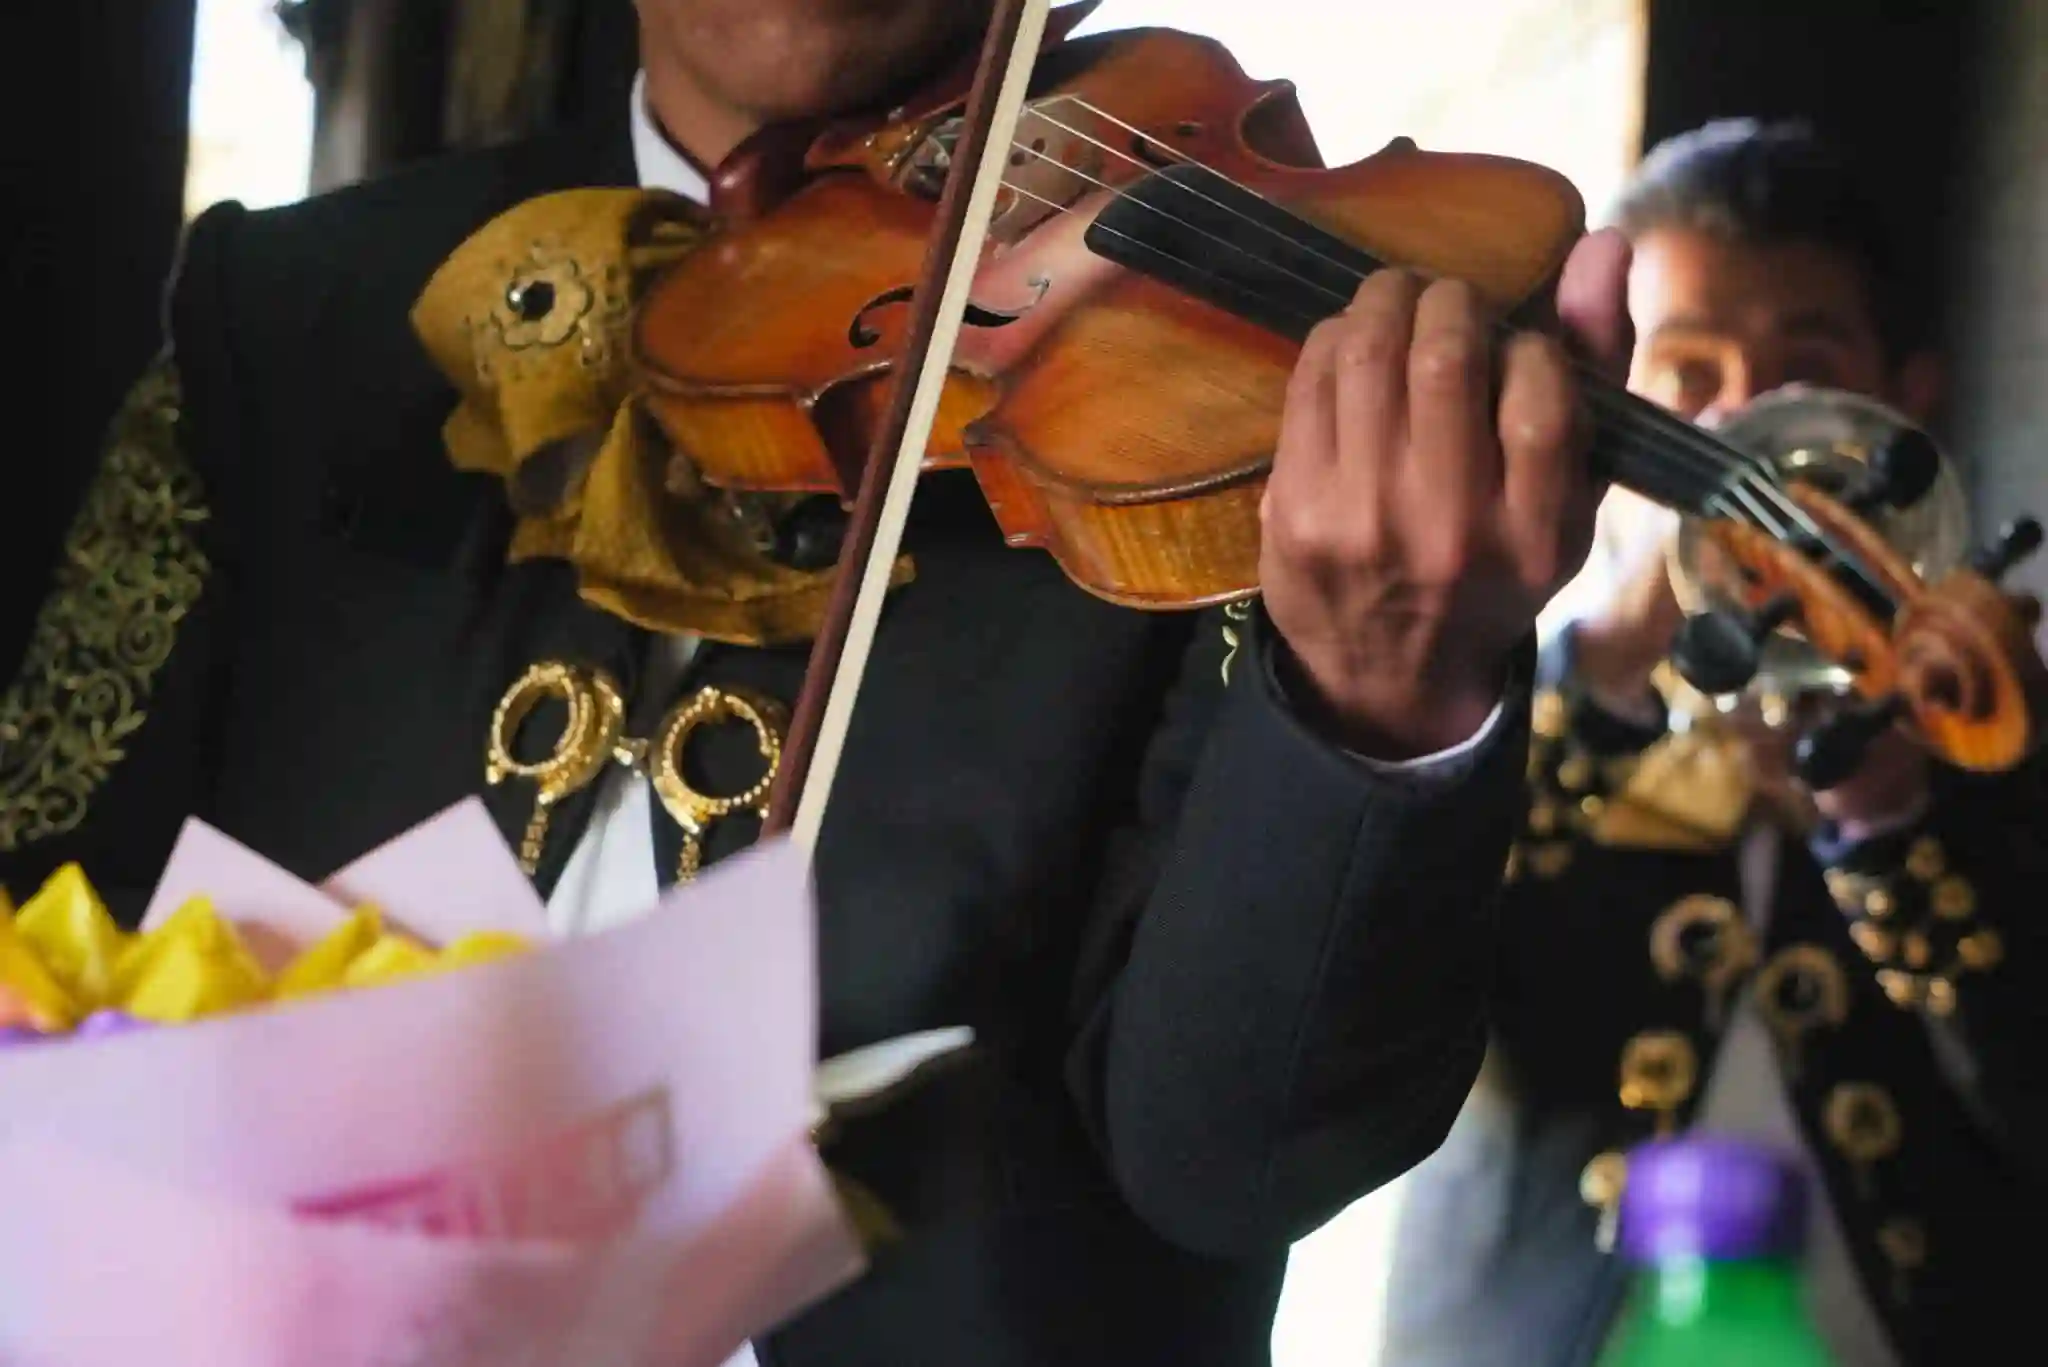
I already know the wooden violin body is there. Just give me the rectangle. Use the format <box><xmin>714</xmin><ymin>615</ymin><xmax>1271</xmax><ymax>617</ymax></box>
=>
<box><xmin>632</xmin><ymin>23</ymin><xmax>1584</xmax><ymax>609</ymax></box>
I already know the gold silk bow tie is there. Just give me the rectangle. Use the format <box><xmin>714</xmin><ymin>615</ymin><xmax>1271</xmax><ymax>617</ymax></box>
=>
<box><xmin>410</xmin><ymin>188</ymin><xmax>911</xmax><ymax>646</ymax></box>
<box><xmin>1583</xmin><ymin>661</ymin><xmax>1814</xmax><ymax>853</ymax></box>
<box><xmin>1587</xmin><ymin>723</ymin><xmax>1758</xmax><ymax>850</ymax></box>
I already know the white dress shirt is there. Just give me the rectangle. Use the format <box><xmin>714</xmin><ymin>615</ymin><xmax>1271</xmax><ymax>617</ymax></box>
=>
<box><xmin>546</xmin><ymin>72</ymin><xmax>1511</xmax><ymax>1365</ymax></box>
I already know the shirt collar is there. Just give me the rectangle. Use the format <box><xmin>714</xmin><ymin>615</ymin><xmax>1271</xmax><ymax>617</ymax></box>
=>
<box><xmin>629</xmin><ymin>70</ymin><xmax>712</xmax><ymax>203</ymax></box>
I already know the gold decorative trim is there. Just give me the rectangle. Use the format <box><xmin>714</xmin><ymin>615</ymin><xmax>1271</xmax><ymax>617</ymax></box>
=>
<box><xmin>1930</xmin><ymin>874</ymin><xmax>1975</xmax><ymax>920</ymax></box>
<box><xmin>1648</xmin><ymin>894</ymin><xmax>1757</xmax><ymax>1028</ymax></box>
<box><xmin>1848</xmin><ymin>920</ymin><xmax>1897</xmax><ymax>964</ymax></box>
<box><xmin>1754</xmin><ymin>944</ymin><xmax>1850</xmax><ymax>1077</ymax></box>
<box><xmin>1824</xmin><ymin>1082</ymin><xmax>1901</xmax><ymax>1153</ymax></box>
<box><xmin>1618</xmin><ymin>1029</ymin><xmax>1697</xmax><ymax>1131</ymax></box>
<box><xmin>1579</xmin><ymin>1148</ymin><xmax>1628</xmax><ymax>1252</ymax></box>
<box><xmin>1219</xmin><ymin>599</ymin><xmax>1253</xmax><ymax>685</ymax></box>
<box><xmin>1904</xmin><ymin>836</ymin><xmax>1946</xmax><ymax>882</ymax></box>
<box><xmin>483</xmin><ymin>663</ymin><xmax>789</xmax><ymax>883</ymax></box>
<box><xmin>485</xmin><ymin>660</ymin><xmax>629</xmax><ymax>874</ymax></box>
<box><xmin>1823</xmin><ymin>1080</ymin><xmax>1903</xmax><ymax>1196</ymax></box>
<box><xmin>649</xmin><ymin>684</ymin><xmax>786</xmax><ymax>884</ymax></box>
<box><xmin>0</xmin><ymin>355</ymin><xmax>208</xmax><ymax>853</ymax></box>
<box><xmin>1876</xmin><ymin>969</ymin><xmax>1925</xmax><ymax>1011</ymax></box>
<box><xmin>1876</xmin><ymin>1216</ymin><xmax>1927</xmax><ymax>1304</ymax></box>
<box><xmin>1956</xmin><ymin>929</ymin><xmax>2003</xmax><ymax>971</ymax></box>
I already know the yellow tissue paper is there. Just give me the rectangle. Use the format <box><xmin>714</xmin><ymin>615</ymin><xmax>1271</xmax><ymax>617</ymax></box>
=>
<box><xmin>434</xmin><ymin>931</ymin><xmax>531</xmax><ymax>971</ymax></box>
<box><xmin>342</xmin><ymin>934</ymin><xmax>441</xmax><ymax>988</ymax></box>
<box><xmin>0</xmin><ymin>862</ymin><xmax>535</xmax><ymax>1039</ymax></box>
<box><xmin>13</xmin><ymin>864</ymin><xmax>131</xmax><ymax>1009</ymax></box>
<box><xmin>114</xmin><ymin>896</ymin><xmax>271</xmax><ymax>1025</ymax></box>
<box><xmin>0</xmin><ymin>912</ymin><xmax>79</xmax><ymax>1031</ymax></box>
<box><xmin>274</xmin><ymin>906</ymin><xmax>387</xmax><ymax>1000</ymax></box>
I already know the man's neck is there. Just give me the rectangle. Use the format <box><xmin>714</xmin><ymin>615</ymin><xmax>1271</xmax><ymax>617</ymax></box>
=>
<box><xmin>640</xmin><ymin>74</ymin><xmax>756</xmax><ymax>177</ymax></box>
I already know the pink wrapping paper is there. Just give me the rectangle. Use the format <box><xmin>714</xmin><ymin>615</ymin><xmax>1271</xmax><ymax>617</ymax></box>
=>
<box><xmin>0</xmin><ymin>799</ymin><xmax>864</xmax><ymax>1367</ymax></box>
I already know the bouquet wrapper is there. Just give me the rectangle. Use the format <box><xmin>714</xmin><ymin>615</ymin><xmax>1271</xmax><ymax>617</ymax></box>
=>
<box><xmin>0</xmin><ymin>800</ymin><xmax>865</xmax><ymax>1367</ymax></box>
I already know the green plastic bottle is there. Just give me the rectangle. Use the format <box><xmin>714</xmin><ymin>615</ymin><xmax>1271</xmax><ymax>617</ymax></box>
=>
<box><xmin>1597</xmin><ymin>1134</ymin><xmax>1835</xmax><ymax>1366</ymax></box>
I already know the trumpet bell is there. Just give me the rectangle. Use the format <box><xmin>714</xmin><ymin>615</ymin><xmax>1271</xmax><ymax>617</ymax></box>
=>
<box><xmin>1668</xmin><ymin>386</ymin><xmax>1974</xmax><ymax>700</ymax></box>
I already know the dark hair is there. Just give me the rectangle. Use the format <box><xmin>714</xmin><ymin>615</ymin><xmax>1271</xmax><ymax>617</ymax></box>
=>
<box><xmin>1608</xmin><ymin>118</ymin><xmax>1923</xmax><ymax>357</ymax></box>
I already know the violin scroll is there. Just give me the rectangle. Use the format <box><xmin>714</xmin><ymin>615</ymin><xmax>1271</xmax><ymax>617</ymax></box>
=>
<box><xmin>1884</xmin><ymin>520</ymin><xmax>2048</xmax><ymax>773</ymax></box>
<box><xmin>1673</xmin><ymin>391</ymin><xmax>2047</xmax><ymax>778</ymax></box>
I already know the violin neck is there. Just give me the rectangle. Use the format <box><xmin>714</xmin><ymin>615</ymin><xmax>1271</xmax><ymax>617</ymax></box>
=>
<box><xmin>1083</xmin><ymin>161</ymin><xmax>1760</xmax><ymax>525</ymax></box>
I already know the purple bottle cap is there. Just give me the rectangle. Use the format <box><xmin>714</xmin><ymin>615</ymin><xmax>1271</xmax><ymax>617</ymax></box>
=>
<box><xmin>0</xmin><ymin>1024</ymin><xmax>54</xmax><ymax>1048</ymax></box>
<box><xmin>1617</xmin><ymin>1134</ymin><xmax>1808</xmax><ymax>1263</ymax></box>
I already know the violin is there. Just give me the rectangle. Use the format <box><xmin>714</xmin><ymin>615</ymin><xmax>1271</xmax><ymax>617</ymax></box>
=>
<box><xmin>626</xmin><ymin>0</ymin><xmax>2047</xmax><ymax>841</ymax></box>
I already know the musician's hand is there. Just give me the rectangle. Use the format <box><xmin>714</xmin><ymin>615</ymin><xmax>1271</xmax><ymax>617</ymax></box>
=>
<box><xmin>1767</xmin><ymin>696</ymin><xmax>1931</xmax><ymax>833</ymax></box>
<box><xmin>1813</xmin><ymin>728</ymin><xmax>1930</xmax><ymax>831</ymax></box>
<box><xmin>1575</xmin><ymin>523</ymin><xmax>1687</xmax><ymax>724</ymax></box>
<box><xmin>1734</xmin><ymin>694</ymin><xmax>1928</xmax><ymax>833</ymax></box>
<box><xmin>1259</xmin><ymin>228</ymin><xmax>1634</xmax><ymax>758</ymax></box>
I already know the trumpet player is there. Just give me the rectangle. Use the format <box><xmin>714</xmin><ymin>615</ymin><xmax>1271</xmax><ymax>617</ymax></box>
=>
<box><xmin>1382</xmin><ymin>118</ymin><xmax>2048</xmax><ymax>1367</ymax></box>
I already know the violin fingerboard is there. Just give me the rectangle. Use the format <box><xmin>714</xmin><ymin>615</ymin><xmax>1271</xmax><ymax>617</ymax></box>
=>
<box><xmin>1084</xmin><ymin>161</ymin><xmax>1379</xmax><ymax>342</ymax></box>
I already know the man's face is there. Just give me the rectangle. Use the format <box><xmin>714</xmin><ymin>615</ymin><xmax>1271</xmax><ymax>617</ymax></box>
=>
<box><xmin>1572</xmin><ymin>226</ymin><xmax>1924</xmax><ymax>650</ymax></box>
<box><xmin>637</xmin><ymin>0</ymin><xmax>990</xmax><ymax>128</ymax></box>
<box><xmin>1624</xmin><ymin>227</ymin><xmax>1900</xmax><ymax>426</ymax></box>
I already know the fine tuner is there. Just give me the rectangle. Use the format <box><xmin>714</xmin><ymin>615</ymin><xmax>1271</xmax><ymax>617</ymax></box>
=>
<box><xmin>1665</xmin><ymin>387</ymin><xmax>2046</xmax><ymax>786</ymax></box>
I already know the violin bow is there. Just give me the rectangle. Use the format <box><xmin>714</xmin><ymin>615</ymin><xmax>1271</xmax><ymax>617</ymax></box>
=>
<box><xmin>761</xmin><ymin>0</ymin><xmax>1054</xmax><ymax>849</ymax></box>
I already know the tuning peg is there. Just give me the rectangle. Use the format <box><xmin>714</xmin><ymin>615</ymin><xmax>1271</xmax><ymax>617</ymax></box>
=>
<box><xmin>1847</xmin><ymin>428</ymin><xmax>1941</xmax><ymax>514</ymax></box>
<box><xmin>1671</xmin><ymin>592</ymin><xmax>1800</xmax><ymax>696</ymax></box>
<box><xmin>1968</xmin><ymin>516</ymin><xmax>2044</xmax><ymax>584</ymax></box>
<box><xmin>1794</xmin><ymin>693</ymin><xmax>1909</xmax><ymax>790</ymax></box>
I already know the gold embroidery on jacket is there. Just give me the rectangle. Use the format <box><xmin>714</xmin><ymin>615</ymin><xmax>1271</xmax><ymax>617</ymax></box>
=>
<box><xmin>0</xmin><ymin>355</ymin><xmax>209</xmax><ymax>851</ymax></box>
<box><xmin>1219</xmin><ymin>599</ymin><xmax>1252</xmax><ymax>685</ymax></box>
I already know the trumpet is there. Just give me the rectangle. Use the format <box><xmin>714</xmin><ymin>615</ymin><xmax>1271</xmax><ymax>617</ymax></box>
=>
<box><xmin>1662</xmin><ymin>385</ymin><xmax>2044</xmax><ymax>787</ymax></box>
<box><xmin>1668</xmin><ymin>385</ymin><xmax>1974</xmax><ymax>701</ymax></box>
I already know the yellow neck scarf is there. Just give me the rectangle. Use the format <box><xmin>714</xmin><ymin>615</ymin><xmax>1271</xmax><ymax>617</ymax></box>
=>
<box><xmin>410</xmin><ymin>188</ymin><xmax>910</xmax><ymax>646</ymax></box>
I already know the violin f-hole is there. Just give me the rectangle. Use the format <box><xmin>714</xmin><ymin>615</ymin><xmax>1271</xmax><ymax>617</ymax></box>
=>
<box><xmin>1130</xmin><ymin>133</ymin><xmax>1178</xmax><ymax>169</ymax></box>
<box><xmin>848</xmin><ymin>276</ymin><xmax>1053</xmax><ymax>349</ymax></box>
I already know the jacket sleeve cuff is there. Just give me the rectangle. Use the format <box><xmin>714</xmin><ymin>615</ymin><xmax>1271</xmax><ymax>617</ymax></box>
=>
<box><xmin>1543</xmin><ymin>620</ymin><xmax>1670</xmax><ymax>757</ymax></box>
<box><xmin>1261</xmin><ymin>635</ymin><xmax>1506</xmax><ymax>787</ymax></box>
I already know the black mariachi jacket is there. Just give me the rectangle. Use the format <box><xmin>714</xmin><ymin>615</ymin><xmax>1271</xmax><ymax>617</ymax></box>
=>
<box><xmin>1384</xmin><ymin>625</ymin><xmax>2047</xmax><ymax>1367</ymax></box>
<box><xmin>0</xmin><ymin>104</ymin><xmax>1536</xmax><ymax>1366</ymax></box>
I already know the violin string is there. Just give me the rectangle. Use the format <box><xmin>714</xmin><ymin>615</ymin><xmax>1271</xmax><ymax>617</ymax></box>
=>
<box><xmin>994</xmin><ymin>149</ymin><xmax>1795</xmax><ymax>537</ymax></box>
<box><xmin>993</xmin><ymin>178</ymin><xmax>1320</xmax><ymax>330</ymax></box>
<box><xmin>1041</xmin><ymin>100</ymin><xmax>1800</xmax><ymax>501</ymax></box>
<box><xmin>993</xmin><ymin>182</ymin><xmax>1802</xmax><ymax>547</ymax></box>
<box><xmin>986</xmin><ymin>109</ymin><xmax>1890</xmax><ymax>592</ymax></box>
<box><xmin>1000</xmin><ymin>113</ymin><xmax>1792</xmax><ymax>504</ymax></box>
<box><xmin>1011</xmin><ymin>101</ymin><xmax>1810</xmax><ymax>511</ymax></box>
<box><xmin>1027</xmin><ymin>99</ymin><xmax>1801</xmax><ymax>510</ymax></box>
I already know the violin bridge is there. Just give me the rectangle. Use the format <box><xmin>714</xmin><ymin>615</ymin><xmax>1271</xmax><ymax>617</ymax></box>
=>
<box><xmin>903</xmin><ymin>97</ymin><xmax>1125</xmax><ymax>248</ymax></box>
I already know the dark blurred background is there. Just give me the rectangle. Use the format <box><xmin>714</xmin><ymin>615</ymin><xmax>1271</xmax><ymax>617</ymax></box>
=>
<box><xmin>12</xmin><ymin>0</ymin><xmax>2046</xmax><ymax>671</ymax></box>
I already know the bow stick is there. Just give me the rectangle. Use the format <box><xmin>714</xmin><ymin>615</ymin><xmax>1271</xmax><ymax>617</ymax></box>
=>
<box><xmin>761</xmin><ymin>0</ymin><xmax>1055</xmax><ymax>849</ymax></box>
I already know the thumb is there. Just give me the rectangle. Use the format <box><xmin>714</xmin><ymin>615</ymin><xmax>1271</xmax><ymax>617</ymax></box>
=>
<box><xmin>1556</xmin><ymin>227</ymin><xmax>1634</xmax><ymax>383</ymax></box>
